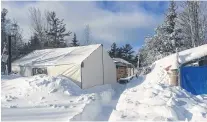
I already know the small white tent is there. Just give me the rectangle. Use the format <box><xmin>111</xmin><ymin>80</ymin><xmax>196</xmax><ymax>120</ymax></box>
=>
<box><xmin>12</xmin><ymin>44</ymin><xmax>117</xmax><ymax>89</ymax></box>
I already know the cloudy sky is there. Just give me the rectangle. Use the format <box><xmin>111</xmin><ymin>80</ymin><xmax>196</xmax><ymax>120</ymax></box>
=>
<box><xmin>2</xmin><ymin>1</ymin><xmax>169</xmax><ymax>51</ymax></box>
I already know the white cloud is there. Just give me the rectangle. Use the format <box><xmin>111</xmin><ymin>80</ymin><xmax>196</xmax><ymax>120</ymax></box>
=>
<box><xmin>2</xmin><ymin>1</ymin><xmax>163</xmax><ymax>47</ymax></box>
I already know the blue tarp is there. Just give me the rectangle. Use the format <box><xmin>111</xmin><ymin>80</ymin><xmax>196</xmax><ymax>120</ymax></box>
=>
<box><xmin>180</xmin><ymin>66</ymin><xmax>207</xmax><ymax>95</ymax></box>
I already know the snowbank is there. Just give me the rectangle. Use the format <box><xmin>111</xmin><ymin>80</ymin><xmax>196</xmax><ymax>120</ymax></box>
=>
<box><xmin>1</xmin><ymin>74</ymin><xmax>82</xmax><ymax>103</ymax></box>
<box><xmin>109</xmin><ymin>45</ymin><xmax>207</xmax><ymax>121</ymax></box>
<box><xmin>1</xmin><ymin>74</ymin><xmax>120</xmax><ymax>121</ymax></box>
<box><xmin>109</xmin><ymin>76</ymin><xmax>207</xmax><ymax>121</ymax></box>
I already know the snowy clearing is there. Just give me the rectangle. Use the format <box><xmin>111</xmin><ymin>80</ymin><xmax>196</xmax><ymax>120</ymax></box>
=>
<box><xmin>1</xmin><ymin>45</ymin><xmax>207</xmax><ymax>121</ymax></box>
<box><xmin>2</xmin><ymin>73</ymin><xmax>207</xmax><ymax>121</ymax></box>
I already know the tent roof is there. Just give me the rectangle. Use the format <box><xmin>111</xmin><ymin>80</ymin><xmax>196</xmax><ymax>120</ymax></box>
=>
<box><xmin>178</xmin><ymin>44</ymin><xmax>207</xmax><ymax>64</ymax></box>
<box><xmin>12</xmin><ymin>44</ymin><xmax>101</xmax><ymax>66</ymax></box>
<box><xmin>156</xmin><ymin>44</ymin><xmax>207</xmax><ymax>69</ymax></box>
<box><xmin>113</xmin><ymin>58</ymin><xmax>132</xmax><ymax>65</ymax></box>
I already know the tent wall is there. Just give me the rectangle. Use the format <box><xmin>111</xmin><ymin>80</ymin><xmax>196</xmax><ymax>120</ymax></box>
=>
<box><xmin>12</xmin><ymin>65</ymin><xmax>32</xmax><ymax>76</ymax></box>
<box><xmin>47</xmin><ymin>64</ymin><xmax>81</xmax><ymax>87</ymax></box>
<box><xmin>19</xmin><ymin>66</ymin><xmax>32</xmax><ymax>76</ymax></box>
<box><xmin>81</xmin><ymin>46</ymin><xmax>104</xmax><ymax>89</ymax></box>
<box><xmin>103</xmin><ymin>48</ymin><xmax>116</xmax><ymax>84</ymax></box>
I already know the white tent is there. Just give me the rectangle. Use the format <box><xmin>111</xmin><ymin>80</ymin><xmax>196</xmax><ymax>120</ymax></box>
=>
<box><xmin>12</xmin><ymin>44</ymin><xmax>117</xmax><ymax>89</ymax></box>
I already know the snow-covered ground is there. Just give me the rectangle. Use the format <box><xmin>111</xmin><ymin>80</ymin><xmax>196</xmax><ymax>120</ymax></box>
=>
<box><xmin>1</xmin><ymin>74</ymin><xmax>120</xmax><ymax>121</ymax></box>
<box><xmin>2</xmin><ymin>71</ymin><xmax>207</xmax><ymax>121</ymax></box>
<box><xmin>109</xmin><ymin>73</ymin><xmax>207</xmax><ymax>121</ymax></box>
<box><xmin>1</xmin><ymin>45</ymin><xmax>207</xmax><ymax>121</ymax></box>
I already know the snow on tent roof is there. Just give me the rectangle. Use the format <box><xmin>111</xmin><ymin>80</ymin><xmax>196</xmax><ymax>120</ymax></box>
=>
<box><xmin>155</xmin><ymin>44</ymin><xmax>207</xmax><ymax>69</ymax></box>
<box><xmin>12</xmin><ymin>44</ymin><xmax>101</xmax><ymax>66</ymax></box>
<box><xmin>113</xmin><ymin>58</ymin><xmax>132</xmax><ymax>65</ymax></box>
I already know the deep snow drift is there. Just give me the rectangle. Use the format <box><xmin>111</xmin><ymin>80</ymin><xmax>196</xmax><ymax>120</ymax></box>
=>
<box><xmin>1</xmin><ymin>74</ymin><xmax>119</xmax><ymax>121</ymax></box>
<box><xmin>109</xmin><ymin>77</ymin><xmax>207</xmax><ymax>121</ymax></box>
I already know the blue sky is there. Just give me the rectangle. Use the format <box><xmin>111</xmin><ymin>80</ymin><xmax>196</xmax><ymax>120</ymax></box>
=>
<box><xmin>95</xmin><ymin>1</ymin><xmax>169</xmax><ymax>47</ymax></box>
<box><xmin>2</xmin><ymin>1</ymin><xmax>169</xmax><ymax>51</ymax></box>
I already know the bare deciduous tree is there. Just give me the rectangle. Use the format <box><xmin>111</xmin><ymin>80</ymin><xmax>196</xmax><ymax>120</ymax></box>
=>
<box><xmin>28</xmin><ymin>7</ymin><xmax>45</xmax><ymax>48</ymax></box>
<box><xmin>177</xmin><ymin>1</ymin><xmax>207</xmax><ymax>47</ymax></box>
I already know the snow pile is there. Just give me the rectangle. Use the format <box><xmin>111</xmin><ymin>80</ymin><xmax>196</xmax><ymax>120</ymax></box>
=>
<box><xmin>1</xmin><ymin>74</ymin><xmax>119</xmax><ymax>121</ymax></box>
<box><xmin>109</xmin><ymin>77</ymin><xmax>207</xmax><ymax>121</ymax></box>
<box><xmin>27</xmin><ymin>75</ymin><xmax>82</xmax><ymax>96</ymax></box>
<box><xmin>1</xmin><ymin>74</ymin><xmax>90</xmax><ymax>121</ymax></box>
<box><xmin>1</xmin><ymin>74</ymin><xmax>82</xmax><ymax>103</ymax></box>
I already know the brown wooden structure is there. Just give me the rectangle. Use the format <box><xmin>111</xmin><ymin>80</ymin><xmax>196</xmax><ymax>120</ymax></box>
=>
<box><xmin>113</xmin><ymin>58</ymin><xmax>136</xmax><ymax>81</ymax></box>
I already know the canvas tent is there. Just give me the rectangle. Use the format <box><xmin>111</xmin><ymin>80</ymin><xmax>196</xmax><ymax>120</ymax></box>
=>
<box><xmin>12</xmin><ymin>44</ymin><xmax>116</xmax><ymax>89</ymax></box>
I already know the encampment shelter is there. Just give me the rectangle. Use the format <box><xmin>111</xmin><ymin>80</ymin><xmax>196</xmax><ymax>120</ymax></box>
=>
<box><xmin>179</xmin><ymin>44</ymin><xmax>207</xmax><ymax>95</ymax></box>
<box><xmin>12</xmin><ymin>44</ymin><xmax>117</xmax><ymax>89</ymax></box>
<box><xmin>113</xmin><ymin>58</ymin><xmax>137</xmax><ymax>80</ymax></box>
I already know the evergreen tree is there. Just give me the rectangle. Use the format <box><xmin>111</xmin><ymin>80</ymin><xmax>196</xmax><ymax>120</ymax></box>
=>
<box><xmin>108</xmin><ymin>42</ymin><xmax>118</xmax><ymax>58</ymax></box>
<box><xmin>19</xmin><ymin>42</ymin><xmax>32</xmax><ymax>56</ymax></box>
<box><xmin>143</xmin><ymin>1</ymin><xmax>180</xmax><ymax>60</ymax></box>
<box><xmin>30</xmin><ymin>33</ymin><xmax>42</xmax><ymax>50</ymax></box>
<box><xmin>157</xmin><ymin>0</ymin><xmax>179</xmax><ymax>55</ymax></box>
<box><xmin>71</xmin><ymin>33</ymin><xmax>79</xmax><ymax>47</ymax></box>
<box><xmin>108</xmin><ymin>43</ymin><xmax>136</xmax><ymax>64</ymax></box>
<box><xmin>122</xmin><ymin>44</ymin><xmax>135</xmax><ymax>62</ymax></box>
<box><xmin>45</xmin><ymin>11</ymin><xmax>71</xmax><ymax>48</ymax></box>
<box><xmin>116</xmin><ymin>47</ymin><xmax>124</xmax><ymax>59</ymax></box>
<box><xmin>165</xmin><ymin>1</ymin><xmax>177</xmax><ymax>34</ymax></box>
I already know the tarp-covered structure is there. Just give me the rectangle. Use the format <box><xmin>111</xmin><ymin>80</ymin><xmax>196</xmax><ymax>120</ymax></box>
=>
<box><xmin>180</xmin><ymin>66</ymin><xmax>207</xmax><ymax>95</ymax></box>
<box><xmin>155</xmin><ymin>44</ymin><xmax>207</xmax><ymax>70</ymax></box>
<box><xmin>12</xmin><ymin>44</ymin><xmax>116</xmax><ymax>89</ymax></box>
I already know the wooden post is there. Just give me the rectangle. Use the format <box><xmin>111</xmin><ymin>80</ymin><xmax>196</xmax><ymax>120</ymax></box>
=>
<box><xmin>8</xmin><ymin>35</ymin><xmax>12</xmax><ymax>74</ymax></box>
<box><xmin>169</xmin><ymin>48</ymin><xmax>179</xmax><ymax>86</ymax></box>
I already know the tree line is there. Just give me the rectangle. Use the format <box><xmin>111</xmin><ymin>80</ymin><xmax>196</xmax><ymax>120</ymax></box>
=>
<box><xmin>1</xmin><ymin>1</ymin><xmax>207</xmax><ymax>72</ymax></box>
<box><xmin>1</xmin><ymin>7</ymin><xmax>94</xmax><ymax>73</ymax></box>
<box><xmin>108</xmin><ymin>43</ymin><xmax>138</xmax><ymax>67</ymax></box>
<box><xmin>1</xmin><ymin>8</ymin><xmax>93</xmax><ymax>61</ymax></box>
<box><xmin>138</xmin><ymin>1</ymin><xmax>207</xmax><ymax>67</ymax></box>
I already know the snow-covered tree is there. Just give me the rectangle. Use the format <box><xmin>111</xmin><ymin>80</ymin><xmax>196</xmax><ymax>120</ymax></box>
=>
<box><xmin>156</xmin><ymin>1</ymin><xmax>180</xmax><ymax>55</ymax></box>
<box><xmin>177</xmin><ymin>1</ymin><xmax>207</xmax><ymax>47</ymax></box>
<box><xmin>1</xmin><ymin>8</ymin><xmax>9</xmax><ymax>54</ymax></box>
<box><xmin>139</xmin><ymin>1</ymin><xmax>183</xmax><ymax>66</ymax></box>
